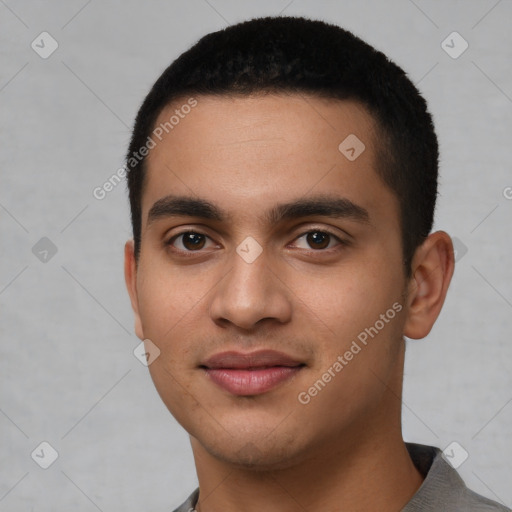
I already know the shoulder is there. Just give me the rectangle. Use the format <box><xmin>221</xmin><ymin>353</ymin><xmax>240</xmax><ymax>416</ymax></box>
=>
<box><xmin>459</xmin><ymin>487</ymin><xmax>511</xmax><ymax>512</ymax></box>
<box><xmin>171</xmin><ymin>488</ymin><xmax>199</xmax><ymax>512</ymax></box>
<box><xmin>403</xmin><ymin>443</ymin><xmax>510</xmax><ymax>512</ymax></box>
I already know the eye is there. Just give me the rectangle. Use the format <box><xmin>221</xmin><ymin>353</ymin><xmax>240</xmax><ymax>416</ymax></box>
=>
<box><xmin>167</xmin><ymin>231</ymin><xmax>216</xmax><ymax>252</ymax></box>
<box><xmin>293</xmin><ymin>230</ymin><xmax>343</xmax><ymax>250</ymax></box>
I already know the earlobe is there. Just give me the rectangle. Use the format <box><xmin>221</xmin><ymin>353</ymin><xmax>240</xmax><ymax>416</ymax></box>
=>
<box><xmin>124</xmin><ymin>240</ymin><xmax>144</xmax><ymax>340</ymax></box>
<box><xmin>403</xmin><ymin>231</ymin><xmax>455</xmax><ymax>340</ymax></box>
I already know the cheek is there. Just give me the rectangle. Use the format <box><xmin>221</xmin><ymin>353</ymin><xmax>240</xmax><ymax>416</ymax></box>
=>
<box><xmin>146</xmin><ymin>356</ymin><xmax>204</xmax><ymax>434</ymax></box>
<box><xmin>290</xmin><ymin>261</ymin><xmax>400</xmax><ymax>333</ymax></box>
<box><xmin>286</xmin><ymin>261</ymin><xmax>406</xmax><ymax>402</ymax></box>
<box><xmin>292</xmin><ymin>274</ymin><xmax>405</xmax><ymax>426</ymax></box>
<box><xmin>137</xmin><ymin>273</ymin><xmax>203</xmax><ymax>419</ymax></box>
<box><xmin>136</xmin><ymin>260</ymin><xmax>205</xmax><ymax>338</ymax></box>
<box><xmin>136</xmin><ymin>264</ymin><xmax>213</xmax><ymax>384</ymax></box>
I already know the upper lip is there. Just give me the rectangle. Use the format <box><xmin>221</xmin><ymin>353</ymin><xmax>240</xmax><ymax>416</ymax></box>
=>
<box><xmin>201</xmin><ymin>350</ymin><xmax>304</xmax><ymax>369</ymax></box>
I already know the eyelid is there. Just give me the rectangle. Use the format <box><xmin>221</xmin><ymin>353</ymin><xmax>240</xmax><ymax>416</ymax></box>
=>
<box><xmin>289</xmin><ymin>230</ymin><xmax>346</xmax><ymax>251</ymax></box>
<box><xmin>165</xmin><ymin>229</ymin><xmax>219</xmax><ymax>254</ymax></box>
<box><xmin>164</xmin><ymin>225</ymin><xmax>216</xmax><ymax>242</ymax></box>
<box><xmin>291</xmin><ymin>224</ymin><xmax>351</xmax><ymax>243</ymax></box>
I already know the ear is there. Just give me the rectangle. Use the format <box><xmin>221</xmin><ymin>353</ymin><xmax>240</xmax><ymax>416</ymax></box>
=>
<box><xmin>403</xmin><ymin>231</ymin><xmax>455</xmax><ymax>340</ymax></box>
<box><xmin>124</xmin><ymin>239</ymin><xmax>144</xmax><ymax>340</ymax></box>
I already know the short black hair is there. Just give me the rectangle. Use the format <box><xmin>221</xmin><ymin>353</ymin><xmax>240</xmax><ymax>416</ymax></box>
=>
<box><xmin>126</xmin><ymin>16</ymin><xmax>438</xmax><ymax>276</ymax></box>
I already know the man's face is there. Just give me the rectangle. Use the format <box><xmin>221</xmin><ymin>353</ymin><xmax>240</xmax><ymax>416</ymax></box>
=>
<box><xmin>126</xmin><ymin>94</ymin><xmax>410</xmax><ymax>469</ymax></box>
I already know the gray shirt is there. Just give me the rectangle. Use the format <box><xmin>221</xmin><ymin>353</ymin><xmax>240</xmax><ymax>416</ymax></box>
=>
<box><xmin>172</xmin><ymin>443</ymin><xmax>510</xmax><ymax>511</ymax></box>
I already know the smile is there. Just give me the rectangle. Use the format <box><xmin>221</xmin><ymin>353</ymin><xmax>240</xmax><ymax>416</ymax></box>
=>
<box><xmin>200</xmin><ymin>350</ymin><xmax>305</xmax><ymax>396</ymax></box>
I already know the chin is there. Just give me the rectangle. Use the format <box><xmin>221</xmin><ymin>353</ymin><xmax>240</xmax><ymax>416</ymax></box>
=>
<box><xmin>211</xmin><ymin>445</ymin><xmax>299</xmax><ymax>471</ymax></box>
<box><xmin>193</xmin><ymin>427</ymin><xmax>310</xmax><ymax>472</ymax></box>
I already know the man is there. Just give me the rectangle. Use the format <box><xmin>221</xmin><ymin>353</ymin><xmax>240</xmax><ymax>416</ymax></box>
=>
<box><xmin>123</xmin><ymin>16</ymin><xmax>509</xmax><ymax>512</ymax></box>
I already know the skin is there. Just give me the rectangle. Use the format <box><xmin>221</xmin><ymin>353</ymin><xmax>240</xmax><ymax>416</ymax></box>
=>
<box><xmin>125</xmin><ymin>93</ymin><xmax>455</xmax><ymax>512</ymax></box>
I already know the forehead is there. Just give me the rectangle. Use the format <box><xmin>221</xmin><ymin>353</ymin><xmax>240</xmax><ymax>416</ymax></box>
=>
<box><xmin>150</xmin><ymin>93</ymin><xmax>376</xmax><ymax>159</ymax></box>
<box><xmin>141</xmin><ymin>93</ymin><xmax>398</xmax><ymax>228</ymax></box>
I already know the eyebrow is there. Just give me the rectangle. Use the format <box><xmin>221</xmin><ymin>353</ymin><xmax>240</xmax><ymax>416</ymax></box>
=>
<box><xmin>266</xmin><ymin>196</ymin><xmax>370</xmax><ymax>225</ymax></box>
<box><xmin>146</xmin><ymin>194</ymin><xmax>370</xmax><ymax>227</ymax></box>
<box><xmin>147</xmin><ymin>196</ymin><xmax>223</xmax><ymax>226</ymax></box>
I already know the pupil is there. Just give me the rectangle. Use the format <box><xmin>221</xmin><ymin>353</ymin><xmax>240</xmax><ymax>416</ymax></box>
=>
<box><xmin>307</xmin><ymin>232</ymin><xmax>329</xmax><ymax>249</ymax></box>
<box><xmin>183</xmin><ymin>233</ymin><xmax>205</xmax><ymax>250</ymax></box>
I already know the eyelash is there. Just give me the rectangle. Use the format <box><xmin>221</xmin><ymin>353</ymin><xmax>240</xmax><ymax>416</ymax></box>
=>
<box><xmin>165</xmin><ymin>228</ymin><xmax>349</xmax><ymax>256</ymax></box>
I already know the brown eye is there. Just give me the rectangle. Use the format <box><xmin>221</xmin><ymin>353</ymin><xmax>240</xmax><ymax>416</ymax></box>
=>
<box><xmin>306</xmin><ymin>231</ymin><xmax>331</xmax><ymax>250</ymax></box>
<box><xmin>168</xmin><ymin>231</ymin><xmax>212</xmax><ymax>252</ymax></box>
<box><xmin>292</xmin><ymin>229</ymin><xmax>345</xmax><ymax>252</ymax></box>
<box><xmin>181</xmin><ymin>232</ymin><xmax>206</xmax><ymax>250</ymax></box>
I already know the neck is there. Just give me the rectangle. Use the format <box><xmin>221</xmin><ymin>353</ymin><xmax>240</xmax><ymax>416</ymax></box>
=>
<box><xmin>191</xmin><ymin>430</ymin><xmax>422</xmax><ymax>512</ymax></box>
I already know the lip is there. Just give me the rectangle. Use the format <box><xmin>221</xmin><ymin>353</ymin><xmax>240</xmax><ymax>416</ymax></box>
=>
<box><xmin>201</xmin><ymin>350</ymin><xmax>305</xmax><ymax>396</ymax></box>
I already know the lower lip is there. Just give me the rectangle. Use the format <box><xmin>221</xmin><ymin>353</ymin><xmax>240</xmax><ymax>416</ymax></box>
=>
<box><xmin>204</xmin><ymin>366</ymin><xmax>303</xmax><ymax>396</ymax></box>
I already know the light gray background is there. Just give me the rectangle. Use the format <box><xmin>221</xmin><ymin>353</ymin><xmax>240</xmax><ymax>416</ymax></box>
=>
<box><xmin>1</xmin><ymin>0</ymin><xmax>511</xmax><ymax>510</ymax></box>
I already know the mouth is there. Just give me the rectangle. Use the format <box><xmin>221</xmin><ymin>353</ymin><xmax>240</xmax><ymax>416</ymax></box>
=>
<box><xmin>200</xmin><ymin>350</ymin><xmax>306</xmax><ymax>396</ymax></box>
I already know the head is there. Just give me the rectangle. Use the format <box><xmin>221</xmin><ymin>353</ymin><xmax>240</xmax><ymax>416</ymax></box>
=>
<box><xmin>124</xmin><ymin>16</ymin><xmax>454</xmax><ymax>470</ymax></box>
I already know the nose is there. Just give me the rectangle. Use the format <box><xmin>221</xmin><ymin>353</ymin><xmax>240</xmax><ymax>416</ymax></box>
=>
<box><xmin>209</xmin><ymin>249</ymin><xmax>292</xmax><ymax>331</ymax></box>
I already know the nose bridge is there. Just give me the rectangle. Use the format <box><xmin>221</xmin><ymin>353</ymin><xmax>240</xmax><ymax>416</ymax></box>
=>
<box><xmin>209</xmin><ymin>244</ymin><xmax>291</xmax><ymax>329</ymax></box>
